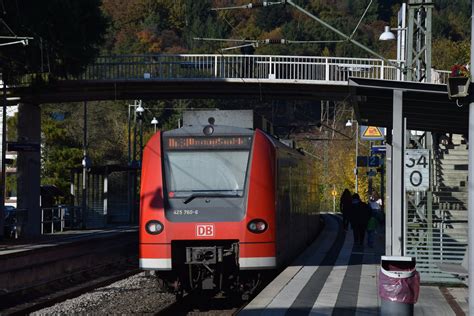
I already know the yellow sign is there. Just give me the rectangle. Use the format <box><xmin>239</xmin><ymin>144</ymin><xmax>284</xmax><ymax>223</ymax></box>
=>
<box><xmin>363</xmin><ymin>126</ymin><xmax>383</xmax><ymax>137</ymax></box>
<box><xmin>331</xmin><ymin>190</ymin><xmax>337</xmax><ymax>197</ymax></box>
<box><xmin>360</xmin><ymin>125</ymin><xmax>385</xmax><ymax>140</ymax></box>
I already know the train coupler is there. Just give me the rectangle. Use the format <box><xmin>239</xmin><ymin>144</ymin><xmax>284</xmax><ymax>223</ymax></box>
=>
<box><xmin>185</xmin><ymin>246</ymin><xmax>224</xmax><ymax>265</ymax></box>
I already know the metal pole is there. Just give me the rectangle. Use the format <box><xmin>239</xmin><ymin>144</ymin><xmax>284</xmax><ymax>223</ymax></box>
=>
<box><xmin>139</xmin><ymin>114</ymin><xmax>143</xmax><ymax>163</ymax></box>
<box><xmin>468</xmin><ymin>0</ymin><xmax>474</xmax><ymax>311</ymax></box>
<box><xmin>0</xmin><ymin>78</ymin><xmax>6</xmax><ymax>239</ymax></box>
<box><xmin>133</xmin><ymin>106</ymin><xmax>137</xmax><ymax>164</ymax></box>
<box><xmin>127</xmin><ymin>104</ymin><xmax>132</xmax><ymax>224</ymax></box>
<box><xmin>355</xmin><ymin>122</ymin><xmax>359</xmax><ymax>193</ymax></box>
<box><xmin>381</xmin><ymin>155</ymin><xmax>385</xmax><ymax>209</ymax></box>
<box><xmin>392</xmin><ymin>90</ymin><xmax>404</xmax><ymax>256</ymax></box>
<box><xmin>81</xmin><ymin>101</ymin><xmax>88</xmax><ymax>229</ymax></box>
<box><xmin>397</xmin><ymin>3</ymin><xmax>407</xmax><ymax>81</ymax></box>
<box><xmin>128</xmin><ymin>105</ymin><xmax>131</xmax><ymax>163</ymax></box>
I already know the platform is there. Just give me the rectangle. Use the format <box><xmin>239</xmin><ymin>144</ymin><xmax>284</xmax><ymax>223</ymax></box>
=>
<box><xmin>0</xmin><ymin>225</ymin><xmax>137</xmax><ymax>256</ymax></box>
<box><xmin>240</xmin><ymin>214</ymin><xmax>468</xmax><ymax>315</ymax></box>
<box><xmin>0</xmin><ymin>226</ymin><xmax>138</xmax><ymax>295</ymax></box>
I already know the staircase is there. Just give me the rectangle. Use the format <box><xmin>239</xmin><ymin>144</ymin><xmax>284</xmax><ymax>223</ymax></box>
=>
<box><xmin>406</xmin><ymin>134</ymin><xmax>468</xmax><ymax>284</ymax></box>
<box><xmin>434</xmin><ymin>134</ymin><xmax>468</xmax><ymax>229</ymax></box>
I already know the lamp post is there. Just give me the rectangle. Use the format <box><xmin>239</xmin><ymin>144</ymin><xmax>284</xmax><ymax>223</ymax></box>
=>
<box><xmin>127</xmin><ymin>100</ymin><xmax>145</xmax><ymax>166</ymax></box>
<box><xmin>346</xmin><ymin>119</ymin><xmax>359</xmax><ymax>193</ymax></box>
<box><xmin>127</xmin><ymin>100</ymin><xmax>143</xmax><ymax>224</ymax></box>
<box><xmin>379</xmin><ymin>3</ymin><xmax>407</xmax><ymax>81</ymax></box>
<box><xmin>128</xmin><ymin>100</ymin><xmax>158</xmax><ymax>163</ymax></box>
<box><xmin>151</xmin><ymin>117</ymin><xmax>158</xmax><ymax>133</ymax></box>
<box><xmin>380</xmin><ymin>1</ymin><xmax>433</xmax><ymax>83</ymax></box>
<box><xmin>0</xmin><ymin>77</ymin><xmax>6</xmax><ymax>239</ymax></box>
<box><xmin>135</xmin><ymin>103</ymin><xmax>144</xmax><ymax>164</ymax></box>
<box><xmin>81</xmin><ymin>101</ymin><xmax>89</xmax><ymax>229</ymax></box>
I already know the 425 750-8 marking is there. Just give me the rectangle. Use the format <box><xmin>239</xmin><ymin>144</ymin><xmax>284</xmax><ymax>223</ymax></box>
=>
<box><xmin>173</xmin><ymin>209</ymin><xmax>199</xmax><ymax>215</ymax></box>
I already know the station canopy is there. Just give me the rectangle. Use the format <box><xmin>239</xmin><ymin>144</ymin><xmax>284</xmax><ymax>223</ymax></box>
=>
<box><xmin>349</xmin><ymin>78</ymin><xmax>468</xmax><ymax>135</ymax></box>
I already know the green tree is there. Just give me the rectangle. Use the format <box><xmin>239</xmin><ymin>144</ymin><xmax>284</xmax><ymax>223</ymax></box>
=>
<box><xmin>40</xmin><ymin>101</ymin><xmax>130</xmax><ymax>193</ymax></box>
<box><xmin>41</xmin><ymin>105</ymin><xmax>83</xmax><ymax>193</ymax></box>
<box><xmin>0</xmin><ymin>0</ymin><xmax>107</xmax><ymax>81</ymax></box>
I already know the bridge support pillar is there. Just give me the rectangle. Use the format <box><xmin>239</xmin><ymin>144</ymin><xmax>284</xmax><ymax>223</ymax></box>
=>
<box><xmin>17</xmin><ymin>103</ymin><xmax>41</xmax><ymax>237</ymax></box>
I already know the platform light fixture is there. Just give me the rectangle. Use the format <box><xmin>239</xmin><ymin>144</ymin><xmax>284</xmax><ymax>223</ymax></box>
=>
<box><xmin>378</xmin><ymin>3</ymin><xmax>407</xmax><ymax>81</ymax></box>
<box><xmin>151</xmin><ymin>117</ymin><xmax>158</xmax><ymax>132</ymax></box>
<box><xmin>379</xmin><ymin>26</ymin><xmax>396</xmax><ymax>41</ymax></box>
<box><xmin>135</xmin><ymin>103</ymin><xmax>145</xmax><ymax>114</ymax></box>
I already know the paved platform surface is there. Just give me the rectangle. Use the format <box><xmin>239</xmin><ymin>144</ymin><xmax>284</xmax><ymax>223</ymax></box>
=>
<box><xmin>240</xmin><ymin>213</ymin><xmax>468</xmax><ymax>315</ymax></box>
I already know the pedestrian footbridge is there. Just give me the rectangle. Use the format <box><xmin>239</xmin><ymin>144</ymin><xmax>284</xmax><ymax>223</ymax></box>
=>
<box><xmin>9</xmin><ymin>54</ymin><xmax>449</xmax><ymax>103</ymax></box>
<box><xmin>79</xmin><ymin>54</ymin><xmax>449</xmax><ymax>84</ymax></box>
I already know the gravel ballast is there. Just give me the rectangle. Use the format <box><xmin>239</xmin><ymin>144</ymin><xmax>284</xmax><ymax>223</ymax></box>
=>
<box><xmin>32</xmin><ymin>272</ymin><xmax>175</xmax><ymax>315</ymax></box>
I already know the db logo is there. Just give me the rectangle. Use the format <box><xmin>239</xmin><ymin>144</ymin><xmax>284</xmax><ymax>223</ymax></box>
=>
<box><xmin>196</xmin><ymin>224</ymin><xmax>214</xmax><ymax>237</ymax></box>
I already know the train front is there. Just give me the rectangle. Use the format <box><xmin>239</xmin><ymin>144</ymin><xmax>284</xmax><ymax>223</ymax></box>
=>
<box><xmin>139</xmin><ymin>125</ymin><xmax>276</xmax><ymax>296</ymax></box>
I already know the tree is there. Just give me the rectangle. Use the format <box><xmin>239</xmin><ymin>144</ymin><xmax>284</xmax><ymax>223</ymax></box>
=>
<box><xmin>41</xmin><ymin>105</ymin><xmax>83</xmax><ymax>193</ymax></box>
<box><xmin>0</xmin><ymin>0</ymin><xmax>107</xmax><ymax>81</ymax></box>
<box><xmin>40</xmin><ymin>101</ymin><xmax>131</xmax><ymax>193</ymax></box>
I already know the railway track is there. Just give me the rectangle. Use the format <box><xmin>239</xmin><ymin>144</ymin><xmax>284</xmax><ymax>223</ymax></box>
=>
<box><xmin>1</xmin><ymin>258</ymin><xmax>140</xmax><ymax>315</ymax></box>
<box><xmin>156</xmin><ymin>291</ymin><xmax>247</xmax><ymax>316</ymax></box>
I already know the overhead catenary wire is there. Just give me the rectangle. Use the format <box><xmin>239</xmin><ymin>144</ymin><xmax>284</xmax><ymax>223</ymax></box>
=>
<box><xmin>0</xmin><ymin>19</ymin><xmax>32</xmax><ymax>46</ymax></box>
<box><xmin>0</xmin><ymin>18</ymin><xmax>16</xmax><ymax>36</ymax></box>
<box><xmin>194</xmin><ymin>37</ymin><xmax>345</xmax><ymax>45</ymax></box>
<box><xmin>210</xmin><ymin>0</ymin><xmax>402</xmax><ymax>70</ymax></box>
<box><xmin>193</xmin><ymin>37</ymin><xmax>346</xmax><ymax>52</ymax></box>
<box><xmin>349</xmin><ymin>0</ymin><xmax>373</xmax><ymax>39</ymax></box>
<box><xmin>210</xmin><ymin>1</ymin><xmax>285</xmax><ymax>11</ymax></box>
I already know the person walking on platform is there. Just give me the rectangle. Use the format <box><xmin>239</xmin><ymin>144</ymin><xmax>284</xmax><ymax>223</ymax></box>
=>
<box><xmin>339</xmin><ymin>189</ymin><xmax>352</xmax><ymax>231</ymax></box>
<box><xmin>367</xmin><ymin>210</ymin><xmax>378</xmax><ymax>248</ymax></box>
<box><xmin>350</xmin><ymin>193</ymin><xmax>371</xmax><ymax>246</ymax></box>
<box><xmin>369</xmin><ymin>191</ymin><xmax>384</xmax><ymax>227</ymax></box>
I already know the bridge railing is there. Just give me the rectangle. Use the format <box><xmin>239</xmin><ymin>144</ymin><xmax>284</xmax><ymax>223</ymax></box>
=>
<box><xmin>79</xmin><ymin>54</ymin><xmax>449</xmax><ymax>84</ymax></box>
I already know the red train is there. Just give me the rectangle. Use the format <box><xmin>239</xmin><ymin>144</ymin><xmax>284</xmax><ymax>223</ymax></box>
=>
<box><xmin>139</xmin><ymin>124</ymin><xmax>320</xmax><ymax>297</ymax></box>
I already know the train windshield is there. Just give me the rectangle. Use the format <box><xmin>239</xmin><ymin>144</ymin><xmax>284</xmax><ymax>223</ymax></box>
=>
<box><xmin>163</xmin><ymin>136</ymin><xmax>252</xmax><ymax>198</ymax></box>
<box><xmin>165</xmin><ymin>151</ymin><xmax>249</xmax><ymax>197</ymax></box>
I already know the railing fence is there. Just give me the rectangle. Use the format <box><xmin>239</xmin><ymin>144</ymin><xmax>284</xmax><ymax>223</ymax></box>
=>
<box><xmin>5</xmin><ymin>54</ymin><xmax>442</xmax><ymax>85</ymax></box>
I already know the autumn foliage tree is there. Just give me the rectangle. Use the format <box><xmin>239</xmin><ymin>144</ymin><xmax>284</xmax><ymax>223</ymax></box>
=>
<box><xmin>0</xmin><ymin>0</ymin><xmax>107</xmax><ymax>81</ymax></box>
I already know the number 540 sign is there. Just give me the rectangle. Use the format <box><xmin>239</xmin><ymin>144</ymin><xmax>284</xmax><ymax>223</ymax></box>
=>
<box><xmin>404</xmin><ymin>149</ymin><xmax>430</xmax><ymax>191</ymax></box>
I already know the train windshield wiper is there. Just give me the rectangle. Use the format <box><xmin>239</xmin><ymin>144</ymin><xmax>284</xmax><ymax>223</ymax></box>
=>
<box><xmin>183</xmin><ymin>192</ymin><xmax>239</xmax><ymax>204</ymax></box>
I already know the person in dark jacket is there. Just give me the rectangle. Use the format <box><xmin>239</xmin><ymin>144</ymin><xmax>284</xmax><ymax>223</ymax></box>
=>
<box><xmin>339</xmin><ymin>189</ymin><xmax>352</xmax><ymax>231</ymax></box>
<box><xmin>349</xmin><ymin>193</ymin><xmax>371</xmax><ymax>246</ymax></box>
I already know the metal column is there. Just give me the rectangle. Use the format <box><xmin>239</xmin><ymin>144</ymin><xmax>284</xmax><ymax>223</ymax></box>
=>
<box><xmin>391</xmin><ymin>90</ymin><xmax>405</xmax><ymax>256</ymax></box>
<box><xmin>467</xmin><ymin>0</ymin><xmax>474</xmax><ymax>311</ymax></box>
<box><xmin>385</xmin><ymin>144</ymin><xmax>393</xmax><ymax>255</ymax></box>
<box><xmin>406</xmin><ymin>0</ymin><xmax>433</xmax><ymax>82</ymax></box>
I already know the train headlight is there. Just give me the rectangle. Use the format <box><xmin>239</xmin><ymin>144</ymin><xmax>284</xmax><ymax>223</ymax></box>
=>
<box><xmin>146</xmin><ymin>220</ymin><xmax>164</xmax><ymax>235</ymax></box>
<box><xmin>203</xmin><ymin>125</ymin><xmax>214</xmax><ymax>136</ymax></box>
<box><xmin>247</xmin><ymin>219</ymin><xmax>268</xmax><ymax>234</ymax></box>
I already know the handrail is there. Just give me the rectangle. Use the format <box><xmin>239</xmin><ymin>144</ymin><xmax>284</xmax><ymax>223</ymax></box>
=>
<box><xmin>41</xmin><ymin>207</ymin><xmax>65</xmax><ymax>234</ymax></box>
<box><xmin>40</xmin><ymin>205</ymin><xmax>82</xmax><ymax>234</ymax></box>
<box><xmin>10</xmin><ymin>54</ymin><xmax>450</xmax><ymax>86</ymax></box>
